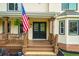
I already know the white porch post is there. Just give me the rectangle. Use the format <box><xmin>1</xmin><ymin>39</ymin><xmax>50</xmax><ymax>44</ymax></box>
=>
<box><xmin>49</xmin><ymin>17</ymin><xmax>55</xmax><ymax>34</ymax></box>
<box><xmin>65</xmin><ymin>19</ymin><xmax>68</xmax><ymax>44</ymax></box>
<box><xmin>49</xmin><ymin>20</ymin><xmax>53</xmax><ymax>33</ymax></box>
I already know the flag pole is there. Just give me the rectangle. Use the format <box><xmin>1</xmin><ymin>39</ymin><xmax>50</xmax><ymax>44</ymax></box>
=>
<box><xmin>21</xmin><ymin>3</ymin><xmax>30</xmax><ymax>55</ymax></box>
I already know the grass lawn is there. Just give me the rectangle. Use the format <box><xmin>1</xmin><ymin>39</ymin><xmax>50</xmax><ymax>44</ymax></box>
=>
<box><xmin>64</xmin><ymin>52</ymin><xmax>79</xmax><ymax>56</ymax></box>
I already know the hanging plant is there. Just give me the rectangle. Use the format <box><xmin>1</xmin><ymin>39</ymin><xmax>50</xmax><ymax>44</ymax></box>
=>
<box><xmin>14</xmin><ymin>18</ymin><xmax>21</xmax><ymax>26</ymax></box>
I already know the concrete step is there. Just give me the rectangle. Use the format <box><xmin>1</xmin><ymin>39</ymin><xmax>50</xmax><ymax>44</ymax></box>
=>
<box><xmin>26</xmin><ymin>47</ymin><xmax>53</xmax><ymax>52</ymax></box>
<box><xmin>28</xmin><ymin>45</ymin><xmax>52</xmax><ymax>48</ymax></box>
<box><xmin>28</xmin><ymin>40</ymin><xmax>50</xmax><ymax>45</ymax></box>
<box><xmin>24</xmin><ymin>51</ymin><xmax>56</xmax><ymax>56</ymax></box>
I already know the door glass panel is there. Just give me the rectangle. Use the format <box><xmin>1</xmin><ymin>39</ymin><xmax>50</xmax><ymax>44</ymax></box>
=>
<box><xmin>40</xmin><ymin>23</ymin><xmax>45</xmax><ymax>31</ymax></box>
<box><xmin>34</xmin><ymin>23</ymin><xmax>39</xmax><ymax>31</ymax></box>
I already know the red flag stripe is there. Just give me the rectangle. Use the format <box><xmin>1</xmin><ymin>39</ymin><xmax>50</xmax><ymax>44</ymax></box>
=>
<box><xmin>23</xmin><ymin>15</ymin><xmax>30</xmax><ymax>28</ymax></box>
<box><xmin>22</xmin><ymin>16</ymin><xmax>29</xmax><ymax>29</ymax></box>
<box><xmin>23</xmin><ymin>17</ymin><xmax>28</xmax><ymax>31</ymax></box>
<box><xmin>23</xmin><ymin>15</ymin><xmax>29</xmax><ymax>27</ymax></box>
<box><xmin>22</xmin><ymin>19</ymin><xmax>28</xmax><ymax>31</ymax></box>
<box><xmin>22</xmin><ymin>17</ymin><xmax>28</xmax><ymax>31</ymax></box>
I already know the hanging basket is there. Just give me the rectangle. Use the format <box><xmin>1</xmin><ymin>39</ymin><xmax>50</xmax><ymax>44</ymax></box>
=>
<box><xmin>14</xmin><ymin>19</ymin><xmax>21</xmax><ymax>26</ymax></box>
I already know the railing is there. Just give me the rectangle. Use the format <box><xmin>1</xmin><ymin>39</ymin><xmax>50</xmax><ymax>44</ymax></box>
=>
<box><xmin>22</xmin><ymin>33</ymin><xmax>28</xmax><ymax>54</ymax></box>
<box><xmin>48</xmin><ymin>34</ymin><xmax>59</xmax><ymax>54</ymax></box>
<box><xmin>48</xmin><ymin>33</ymin><xmax>53</xmax><ymax>43</ymax></box>
<box><xmin>8</xmin><ymin>34</ymin><xmax>23</xmax><ymax>44</ymax></box>
<box><xmin>0</xmin><ymin>33</ymin><xmax>25</xmax><ymax>45</ymax></box>
<box><xmin>53</xmin><ymin>34</ymin><xmax>59</xmax><ymax>54</ymax></box>
<box><xmin>0</xmin><ymin>34</ymin><xmax>7</xmax><ymax>44</ymax></box>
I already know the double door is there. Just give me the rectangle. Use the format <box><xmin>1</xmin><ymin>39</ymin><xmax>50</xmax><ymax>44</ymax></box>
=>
<box><xmin>33</xmin><ymin>22</ymin><xmax>46</xmax><ymax>39</ymax></box>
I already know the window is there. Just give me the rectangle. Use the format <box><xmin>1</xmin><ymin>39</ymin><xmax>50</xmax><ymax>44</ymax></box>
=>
<box><xmin>69</xmin><ymin>20</ymin><xmax>78</xmax><ymax>35</ymax></box>
<box><xmin>62</xmin><ymin>3</ymin><xmax>69</xmax><ymax>10</ymax></box>
<box><xmin>7</xmin><ymin>3</ymin><xmax>21</xmax><ymax>11</ymax></box>
<box><xmin>59</xmin><ymin>20</ymin><xmax>65</xmax><ymax>35</ymax></box>
<box><xmin>62</xmin><ymin>3</ymin><xmax>78</xmax><ymax>10</ymax></box>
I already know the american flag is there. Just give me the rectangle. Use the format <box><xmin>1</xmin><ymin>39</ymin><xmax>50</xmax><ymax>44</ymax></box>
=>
<box><xmin>21</xmin><ymin>4</ymin><xmax>30</xmax><ymax>33</ymax></box>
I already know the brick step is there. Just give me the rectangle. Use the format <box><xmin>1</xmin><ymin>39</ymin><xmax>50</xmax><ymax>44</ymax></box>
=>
<box><xmin>26</xmin><ymin>47</ymin><xmax>53</xmax><ymax>52</ymax></box>
<box><xmin>24</xmin><ymin>51</ymin><xmax>56</xmax><ymax>56</ymax></box>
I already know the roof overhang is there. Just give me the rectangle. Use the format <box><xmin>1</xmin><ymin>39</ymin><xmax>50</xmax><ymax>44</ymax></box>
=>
<box><xmin>0</xmin><ymin>12</ymin><xmax>56</xmax><ymax>18</ymax></box>
<box><xmin>56</xmin><ymin>15</ymin><xmax>79</xmax><ymax>19</ymax></box>
<box><xmin>56</xmin><ymin>10</ymin><xmax>79</xmax><ymax>19</ymax></box>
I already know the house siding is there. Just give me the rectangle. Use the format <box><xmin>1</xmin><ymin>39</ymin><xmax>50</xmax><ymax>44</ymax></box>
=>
<box><xmin>20</xmin><ymin>3</ymin><xmax>49</xmax><ymax>13</ymax></box>
<box><xmin>0</xmin><ymin>3</ymin><xmax>7</xmax><ymax>11</ymax></box>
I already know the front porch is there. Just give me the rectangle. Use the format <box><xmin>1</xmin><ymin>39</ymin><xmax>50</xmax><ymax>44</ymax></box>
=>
<box><xmin>0</xmin><ymin>12</ymin><xmax>59</xmax><ymax>56</ymax></box>
<box><xmin>0</xmin><ymin>33</ymin><xmax>58</xmax><ymax>56</ymax></box>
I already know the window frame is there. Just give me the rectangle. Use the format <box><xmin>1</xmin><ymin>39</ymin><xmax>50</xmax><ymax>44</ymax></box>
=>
<box><xmin>62</xmin><ymin>3</ymin><xmax>78</xmax><ymax>11</ymax></box>
<box><xmin>59</xmin><ymin>20</ymin><xmax>65</xmax><ymax>35</ymax></box>
<box><xmin>69</xmin><ymin>3</ymin><xmax>78</xmax><ymax>11</ymax></box>
<box><xmin>7</xmin><ymin>3</ymin><xmax>19</xmax><ymax>12</ymax></box>
<box><xmin>69</xmin><ymin>20</ymin><xmax>79</xmax><ymax>35</ymax></box>
<box><xmin>62</xmin><ymin>3</ymin><xmax>69</xmax><ymax>10</ymax></box>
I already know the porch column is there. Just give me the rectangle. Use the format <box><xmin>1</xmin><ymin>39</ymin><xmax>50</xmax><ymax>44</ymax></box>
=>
<box><xmin>49</xmin><ymin>17</ymin><xmax>55</xmax><ymax>34</ymax></box>
<box><xmin>3</xmin><ymin>17</ymin><xmax>9</xmax><ymax>41</ymax></box>
<box><xmin>0</xmin><ymin>18</ymin><xmax>2</xmax><ymax>33</ymax></box>
<box><xmin>4</xmin><ymin>17</ymin><xmax>9</xmax><ymax>34</ymax></box>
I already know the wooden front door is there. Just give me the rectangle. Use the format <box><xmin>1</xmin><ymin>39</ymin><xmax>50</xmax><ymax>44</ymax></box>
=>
<box><xmin>33</xmin><ymin>22</ymin><xmax>46</xmax><ymax>39</ymax></box>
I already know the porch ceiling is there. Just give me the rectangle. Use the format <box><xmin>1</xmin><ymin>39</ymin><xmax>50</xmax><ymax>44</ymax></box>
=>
<box><xmin>0</xmin><ymin>12</ymin><xmax>56</xmax><ymax>18</ymax></box>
